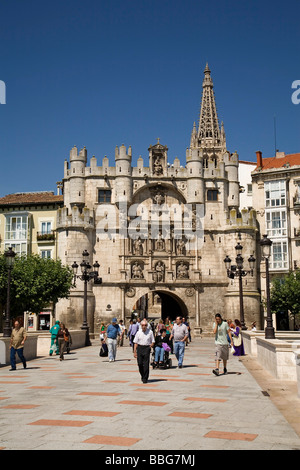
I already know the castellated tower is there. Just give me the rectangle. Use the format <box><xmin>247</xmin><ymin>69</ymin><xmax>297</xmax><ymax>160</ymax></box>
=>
<box><xmin>56</xmin><ymin>146</ymin><xmax>95</xmax><ymax>329</ymax></box>
<box><xmin>115</xmin><ymin>144</ymin><xmax>133</xmax><ymax>203</ymax></box>
<box><xmin>55</xmin><ymin>64</ymin><xmax>261</xmax><ymax>335</ymax></box>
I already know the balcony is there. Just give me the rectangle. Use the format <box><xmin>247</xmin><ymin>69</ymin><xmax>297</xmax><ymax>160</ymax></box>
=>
<box><xmin>37</xmin><ymin>231</ymin><xmax>55</xmax><ymax>243</ymax></box>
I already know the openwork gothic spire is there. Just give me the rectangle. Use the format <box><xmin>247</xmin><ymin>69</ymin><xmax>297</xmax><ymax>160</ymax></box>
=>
<box><xmin>196</xmin><ymin>64</ymin><xmax>225</xmax><ymax>150</ymax></box>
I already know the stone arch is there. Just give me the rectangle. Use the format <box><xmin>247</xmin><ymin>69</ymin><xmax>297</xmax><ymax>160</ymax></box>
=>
<box><xmin>131</xmin><ymin>182</ymin><xmax>187</xmax><ymax>205</ymax></box>
<box><xmin>126</xmin><ymin>286</ymin><xmax>189</xmax><ymax>322</ymax></box>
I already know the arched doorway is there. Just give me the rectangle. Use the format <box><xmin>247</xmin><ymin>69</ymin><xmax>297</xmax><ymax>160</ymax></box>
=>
<box><xmin>131</xmin><ymin>290</ymin><xmax>188</xmax><ymax>322</ymax></box>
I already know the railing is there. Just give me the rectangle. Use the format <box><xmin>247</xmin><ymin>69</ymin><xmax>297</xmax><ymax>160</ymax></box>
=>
<box><xmin>37</xmin><ymin>231</ymin><xmax>55</xmax><ymax>241</ymax></box>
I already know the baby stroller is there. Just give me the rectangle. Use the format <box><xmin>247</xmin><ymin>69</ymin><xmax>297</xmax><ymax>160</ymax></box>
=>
<box><xmin>151</xmin><ymin>343</ymin><xmax>172</xmax><ymax>369</ymax></box>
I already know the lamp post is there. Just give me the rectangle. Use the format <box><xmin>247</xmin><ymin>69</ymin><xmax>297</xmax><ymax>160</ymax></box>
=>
<box><xmin>260</xmin><ymin>234</ymin><xmax>275</xmax><ymax>339</ymax></box>
<box><xmin>224</xmin><ymin>242</ymin><xmax>256</xmax><ymax>330</ymax></box>
<box><xmin>72</xmin><ymin>250</ymin><xmax>102</xmax><ymax>346</ymax></box>
<box><xmin>3</xmin><ymin>247</ymin><xmax>16</xmax><ymax>337</ymax></box>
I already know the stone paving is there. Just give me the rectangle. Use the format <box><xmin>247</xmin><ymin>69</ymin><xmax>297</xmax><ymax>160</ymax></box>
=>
<box><xmin>0</xmin><ymin>337</ymin><xmax>300</xmax><ymax>451</ymax></box>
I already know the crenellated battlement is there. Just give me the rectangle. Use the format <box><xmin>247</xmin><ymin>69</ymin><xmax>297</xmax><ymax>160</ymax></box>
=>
<box><xmin>57</xmin><ymin>205</ymin><xmax>94</xmax><ymax>230</ymax></box>
<box><xmin>226</xmin><ymin>208</ymin><xmax>257</xmax><ymax>229</ymax></box>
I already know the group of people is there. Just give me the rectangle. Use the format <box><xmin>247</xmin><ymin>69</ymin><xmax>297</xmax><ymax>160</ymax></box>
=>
<box><xmin>49</xmin><ymin>320</ymin><xmax>72</xmax><ymax>361</ymax></box>
<box><xmin>8</xmin><ymin>313</ymin><xmax>247</xmax><ymax>381</ymax></box>
<box><xmin>100</xmin><ymin>315</ymin><xmax>191</xmax><ymax>383</ymax></box>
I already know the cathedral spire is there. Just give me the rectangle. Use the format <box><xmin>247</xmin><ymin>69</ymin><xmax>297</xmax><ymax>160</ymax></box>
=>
<box><xmin>197</xmin><ymin>64</ymin><xmax>224</xmax><ymax>149</ymax></box>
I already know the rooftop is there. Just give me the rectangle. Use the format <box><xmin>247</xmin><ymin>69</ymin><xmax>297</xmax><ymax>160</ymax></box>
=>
<box><xmin>0</xmin><ymin>191</ymin><xmax>64</xmax><ymax>206</ymax></box>
<box><xmin>254</xmin><ymin>151</ymin><xmax>300</xmax><ymax>171</ymax></box>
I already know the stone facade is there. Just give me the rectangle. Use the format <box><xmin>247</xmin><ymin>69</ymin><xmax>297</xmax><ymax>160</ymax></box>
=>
<box><xmin>56</xmin><ymin>65</ymin><xmax>261</xmax><ymax>334</ymax></box>
<box><xmin>252</xmin><ymin>150</ymin><xmax>300</xmax><ymax>329</ymax></box>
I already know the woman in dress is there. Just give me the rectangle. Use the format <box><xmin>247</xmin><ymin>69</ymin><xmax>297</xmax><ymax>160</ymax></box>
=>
<box><xmin>232</xmin><ymin>319</ymin><xmax>245</xmax><ymax>356</ymax></box>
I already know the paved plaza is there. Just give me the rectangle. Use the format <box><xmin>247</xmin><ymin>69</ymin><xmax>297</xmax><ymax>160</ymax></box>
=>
<box><xmin>1</xmin><ymin>337</ymin><xmax>300</xmax><ymax>451</ymax></box>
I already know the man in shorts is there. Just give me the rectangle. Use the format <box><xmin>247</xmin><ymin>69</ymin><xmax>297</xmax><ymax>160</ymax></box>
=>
<box><xmin>213</xmin><ymin>313</ymin><xmax>233</xmax><ymax>376</ymax></box>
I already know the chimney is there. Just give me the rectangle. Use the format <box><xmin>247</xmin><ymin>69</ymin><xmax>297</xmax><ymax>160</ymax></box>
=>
<box><xmin>256</xmin><ymin>151</ymin><xmax>263</xmax><ymax>168</ymax></box>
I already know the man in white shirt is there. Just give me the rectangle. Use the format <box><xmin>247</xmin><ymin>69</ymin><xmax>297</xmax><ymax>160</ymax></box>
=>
<box><xmin>169</xmin><ymin>316</ymin><xmax>189</xmax><ymax>368</ymax></box>
<box><xmin>133</xmin><ymin>320</ymin><xmax>155</xmax><ymax>383</ymax></box>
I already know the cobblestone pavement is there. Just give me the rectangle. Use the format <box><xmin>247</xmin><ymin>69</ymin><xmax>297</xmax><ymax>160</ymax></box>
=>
<box><xmin>1</xmin><ymin>337</ymin><xmax>300</xmax><ymax>451</ymax></box>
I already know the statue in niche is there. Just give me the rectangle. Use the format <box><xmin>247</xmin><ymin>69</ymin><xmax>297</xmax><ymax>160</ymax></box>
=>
<box><xmin>155</xmin><ymin>231</ymin><xmax>165</xmax><ymax>251</ymax></box>
<box><xmin>154</xmin><ymin>261</ymin><xmax>165</xmax><ymax>282</ymax></box>
<box><xmin>153</xmin><ymin>156</ymin><xmax>163</xmax><ymax>175</ymax></box>
<box><xmin>132</xmin><ymin>261</ymin><xmax>144</xmax><ymax>279</ymax></box>
<box><xmin>153</xmin><ymin>191</ymin><xmax>165</xmax><ymax>206</ymax></box>
<box><xmin>176</xmin><ymin>239</ymin><xmax>186</xmax><ymax>255</ymax></box>
<box><xmin>133</xmin><ymin>238</ymin><xmax>143</xmax><ymax>256</ymax></box>
<box><xmin>177</xmin><ymin>261</ymin><xmax>189</xmax><ymax>279</ymax></box>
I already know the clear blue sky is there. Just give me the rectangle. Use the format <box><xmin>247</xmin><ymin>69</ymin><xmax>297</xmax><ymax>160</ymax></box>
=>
<box><xmin>0</xmin><ymin>0</ymin><xmax>299</xmax><ymax>197</ymax></box>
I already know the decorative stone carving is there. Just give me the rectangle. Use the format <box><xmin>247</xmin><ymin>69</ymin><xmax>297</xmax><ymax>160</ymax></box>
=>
<box><xmin>177</xmin><ymin>261</ymin><xmax>189</xmax><ymax>279</ymax></box>
<box><xmin>133</xmin><ymin>237</ymin><xmax>143</xmax><ymax>256</ymax></box>
<box><xmin>155</xmin><ymin>231</ymin><xmax>165</xmax><ymax>251</ymax></box>
<box><xmin>126</xmin><ymin>286</ymin><xmax>136</xmax><ymax>297</ymax></box>
<box><xmin>153</xmin><ymin>156</ymin><xmax>163</xmax><ymax>176</ymax></box>
<box><xmin>151</xmin><ymin>188</ymin><xmax>165</xmax><ymax>206</ymax></box>
<box><xmin>176</xmin><ymin>239</ymin><xmax>186</xmax><ymax>255</ymax></box>
<box><xmin>153</xmin><ymin>261</ymin><xmax>165</xmax><ymax>282</ymax></box>
<box><xmin>185</xmin><ymin>287</ymin><xmax>194</xmax><ymax>297</ymax></box>
<box><xmin>131</xmin><ymin>261</ymin><xmax>144</xmax><ymax>279</ymax></box>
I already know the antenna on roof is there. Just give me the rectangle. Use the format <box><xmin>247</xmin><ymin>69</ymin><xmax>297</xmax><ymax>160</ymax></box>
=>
<box><xmin>274</xmin><ymin>115</ymin><xmax>277</xmax><ymax>156</ymax></box>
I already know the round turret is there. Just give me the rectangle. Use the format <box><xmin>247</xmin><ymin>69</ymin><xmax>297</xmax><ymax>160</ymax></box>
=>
<box><xmin>186</xmin><ymin>148</ymin><xmax>204</xmax><ymax>204</ymax></box>
<box><xmin>115</xmin><ymin>144</ymin><xmax>133</xmax><ymax>203</ymax></box>
<box><xmin>69</xmin><ymin>146</ymin><xmax>87</xmax><ymax>207</ymax></box>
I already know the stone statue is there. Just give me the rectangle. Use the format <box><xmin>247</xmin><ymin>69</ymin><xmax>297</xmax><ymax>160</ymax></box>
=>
<box><xmin>133</xmin><ymin>238</ymin><xmax>143</xmax><ymax>256</ymax></box>
<box><xmin>154</xmin><ymin>261</ymin><xmax>165</xmax><ymax>282</ymax></box>
<box><xmin>153</xmin><ymin>156</ymin><xmax>163</xmax><ymax>175</ymax></box>
<box><xmin>155</xmin><ymin>231</ymin><xmax>165</xmax><ymax>251</ymax></box>
<box><xmin>177</xmin><ymin>261</ymin><xmax>189</xmax><ymax>279</ymax></box>
<box><xmin>132</xmin><ymin>261</ymin><xmax>144</xmax><ymax>279</ymax></box>
<box><xmin>176</xmin><ymin>239</ymin><xmax>186</xmax><ymax>255</ymax></box>
<box><xmin>153</xmin><ymin>191</ymin><xmax>165</xmax><ymax>205</ymax></box>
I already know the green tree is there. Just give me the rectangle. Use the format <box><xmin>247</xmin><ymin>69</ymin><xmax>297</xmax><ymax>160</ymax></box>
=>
<box><xmin>0</xmin><ymin>254</ymin><xmax>73</xmax><ymax>318</ymax></box>
<box><xmin>270</xmin><ymin>271</ymin><xmax>300</xmax><ymax>329</ymax></box>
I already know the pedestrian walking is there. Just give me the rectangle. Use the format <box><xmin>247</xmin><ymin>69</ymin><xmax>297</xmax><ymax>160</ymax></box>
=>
<box><xmin>133</xmin><ymin>320</ymin><xmax>155</xmax><ymax>383</ymax></box>
<box><xmin>232</xmin><ymin>319</ymin><xmax>245</xmax><ymax>356</ymax></box>
<box><xmin>99</xmin><ymin>322</ymin><xmax>106</xmax><ymax>341</ymax></box>
<box><xmin>169</xmin><ymin>316</ymin><xmax>189</xmax><ymax>368</ymax></box>
<box><xmin>117</xmin><ymin>319</ymin><xmax>126</xmax><ymax>347</ymax></box>
<box><xmin>165</xmin><ymin>316</ymin><xmax>173</xmax><ymax>353</ymax></box>
<box><xmin>49</xmin><ymin>320</ymin><xmax>60</xmax><ymax>355</ymax></box>
<box><xmin>57</xmin><ymin>323</ymin><xmax>70</xmax><ymax>361</ymax></box>
<box><xmin>128</xmin><ymin>319</ymin><xmax>139</xmax><ymax>350</ymax></box>
<box><xmin>182</xmin><ymin>317</ymin><xmax>191</xmax><ymax>346</ymax></box>
<box><xmin>212</xmin><ymin>313</ymin><xmax>233</xmax><ymax>376</ymax></box>
<box><xmin>156</xmin><ymin>319</ymin><xmax>165</xmax><ymax>336</ymax></box>
<box><xmin>105</xmin><ymin>317</ymin><xmax>121</xmax><ymax>362</ymax></box>
<box><xmin>9</xmin><ymin>320</ymin><xmax>27</xmax><ymax>371</ymax></box>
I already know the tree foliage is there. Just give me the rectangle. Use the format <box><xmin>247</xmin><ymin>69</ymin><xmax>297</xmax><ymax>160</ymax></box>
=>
<box><xmin>0</xmin><ymin>254</ymin><xmax>74</xmax><ymax>317</ymax></box>
<box><xmin>270</xmin><ymin>271</ymin><xmax>300</xmax><ymax>321</ymax></box>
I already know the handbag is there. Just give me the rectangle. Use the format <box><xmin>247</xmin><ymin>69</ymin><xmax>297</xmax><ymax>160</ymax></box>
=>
<box><xmin>99</xmin><ymin>342</ymin><xmax>108</xmax><ymax>357</ymax></box>
<box><xmin>162</xmin><ymin>342</ymin><xmax>171</xmax><ymax>352</ymax></box>
<box><xmin>233</xmin><ymin>332</ymin><xmax>242</xmax><ymax>347</ymax></box>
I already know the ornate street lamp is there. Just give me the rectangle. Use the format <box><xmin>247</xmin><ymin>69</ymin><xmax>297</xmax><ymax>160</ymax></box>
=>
<box><xmin>72</xmin><ymin>250</ymin><xmax>102</xmax><ymax>346</ymax></box>
<box><xmin>260</xmin><ymin>234</ymin><xmax>275</xmax><ymax>339</ymax></box>
<box><xmin>3</xmin><ymin>247</ymin><xmax>16</xmax><ymax>337</ymax></box>
<box><xmin>224</xmin><ymin>242</ymin><xmax>256</xmax><ymax>330</ymax></box>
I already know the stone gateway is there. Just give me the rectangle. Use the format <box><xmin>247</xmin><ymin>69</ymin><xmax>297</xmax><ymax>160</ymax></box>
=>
<box><xmin>55</xmin><ymin>65</ymin><xmax>261</xmax><ymax>335</ymax></box>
